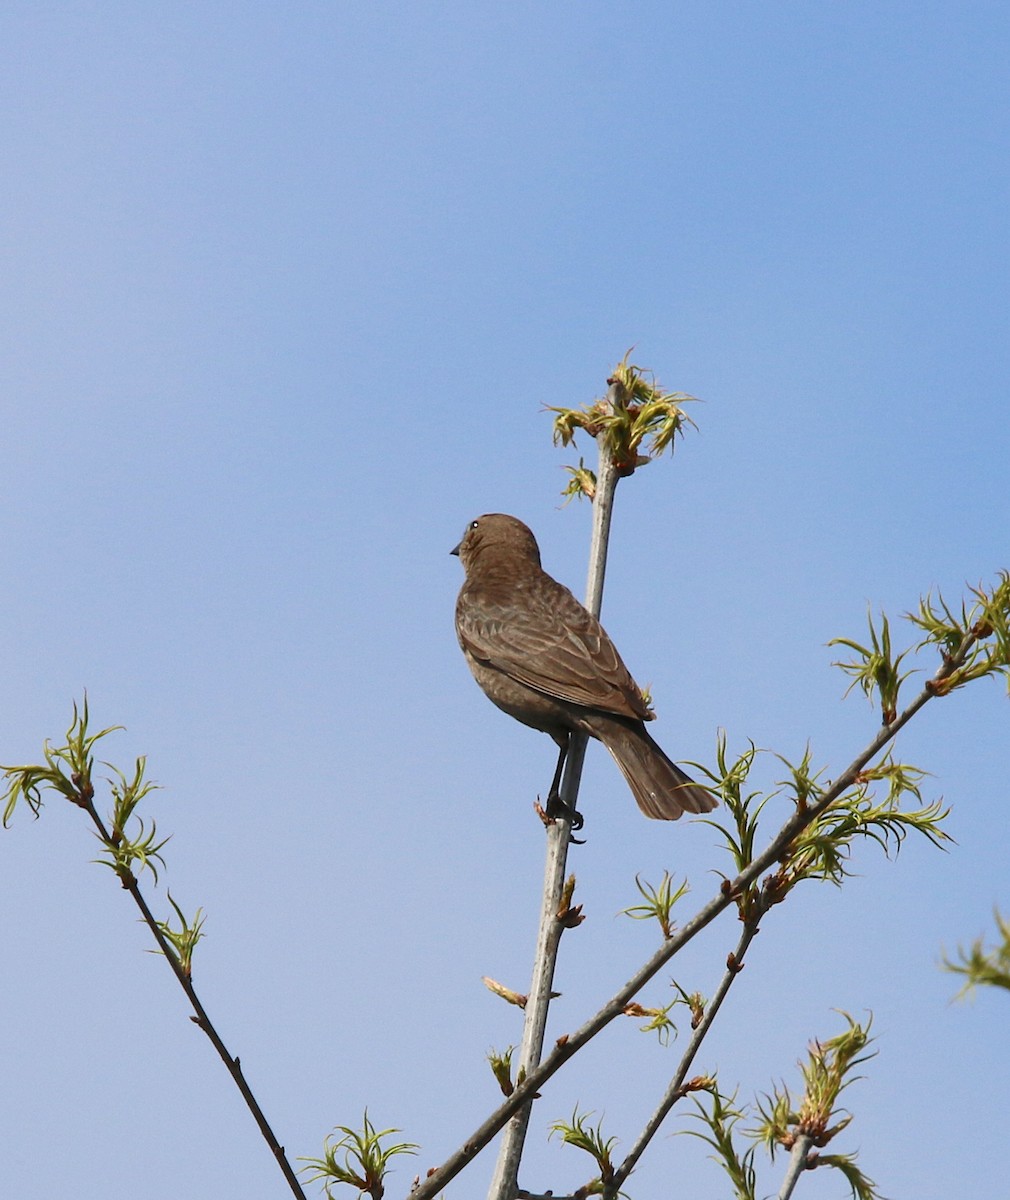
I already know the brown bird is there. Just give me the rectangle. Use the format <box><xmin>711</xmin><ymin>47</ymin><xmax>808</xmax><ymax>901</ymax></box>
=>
<box><xmin>452</xmin><ymin>513</ymin><xmax>715</xmax><ymax>821</ymax></box>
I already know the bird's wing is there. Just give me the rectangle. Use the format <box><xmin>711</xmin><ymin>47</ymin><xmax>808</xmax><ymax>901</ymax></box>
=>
<box><xmin>456</xmin><ymin>578</ymin><xmax>652</xmax><ymax>721</ymax></box>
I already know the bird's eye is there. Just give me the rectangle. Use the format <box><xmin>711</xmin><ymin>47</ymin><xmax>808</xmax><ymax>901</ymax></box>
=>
<box><xmin>470</xmin><ymin>520</ymin><xmax>479</xmax><ymax>529</ymax></box>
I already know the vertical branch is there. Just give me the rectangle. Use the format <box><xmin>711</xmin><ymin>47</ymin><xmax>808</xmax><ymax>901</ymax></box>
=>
<box><xmin>485</xmin><ymin>817</ymin><xmax>572</xmax><ymax>1200</ymax></box>
<box><xmin>777</xmin><ymin>1134</ymin><xmax>814</xmax><ymax>1200</ymax></box>
<box><xmin>582</xmin><ymin>405</ymin><xmax>621</xmax><ymax>618</ymax></box>
<box><xmin>487</xmin><ymin>388</ymin><xmax>622</xmax><ymax>1200</ymax></box>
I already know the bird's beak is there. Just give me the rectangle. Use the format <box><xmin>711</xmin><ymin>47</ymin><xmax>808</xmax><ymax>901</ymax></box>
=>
<box><xmin>450</xmin><ymin>542</ymin><xmax>461</xmax><ymax>557</ymax></box>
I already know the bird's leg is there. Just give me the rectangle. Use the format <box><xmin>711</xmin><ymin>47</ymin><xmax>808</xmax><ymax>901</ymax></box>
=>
<box><xmin>545</xmin><ymin>740</ymin><xmax>567</xmax><ymax>806</ymax></box>
<box><xmin>544</xmin><ymin>734</ymin><xmax>584</xmax><ymax>831</ymax></box>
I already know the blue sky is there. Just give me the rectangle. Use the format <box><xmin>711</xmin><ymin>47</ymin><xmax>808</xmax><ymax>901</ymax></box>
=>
<box><xmin>1</xmin><ymin>4</ymin><xmax>1008</xmax><ymax>1198</ymax></box>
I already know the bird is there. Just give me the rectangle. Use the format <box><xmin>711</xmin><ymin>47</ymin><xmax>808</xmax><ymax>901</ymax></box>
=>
<box><xmin>452</xmin><ymin>513</ymin><xmax>715</xmax><ymax>821</ymax></box>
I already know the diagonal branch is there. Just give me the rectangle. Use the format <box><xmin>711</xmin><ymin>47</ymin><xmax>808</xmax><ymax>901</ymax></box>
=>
<box><xmin>78</xmin><ymin>797</ymin><xmax>307</xmax><ymax>1200</ymax></box>
<box><xmin>607</xmin><ymin>913</ymin><xmax>764</xmax><ymax>1194</ymax></box>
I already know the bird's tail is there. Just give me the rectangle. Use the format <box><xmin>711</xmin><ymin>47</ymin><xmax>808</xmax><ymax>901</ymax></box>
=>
<box><xmin>589</xmin><ymin>717</ymin><xmax>717</xmax><ymax>820</ymax></box>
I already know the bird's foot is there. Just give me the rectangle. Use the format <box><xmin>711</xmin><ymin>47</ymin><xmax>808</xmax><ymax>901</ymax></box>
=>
<box><xmin>543</xmin><ymin>791</ymin><xmax>585</xmax><ymax>840</ymax></box>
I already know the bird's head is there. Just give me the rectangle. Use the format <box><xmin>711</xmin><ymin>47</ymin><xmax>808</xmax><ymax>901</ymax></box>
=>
<box><xmin>451</xmin><ymin>513</ymin><xmax>542</xmax><ymax>573</ymax></box>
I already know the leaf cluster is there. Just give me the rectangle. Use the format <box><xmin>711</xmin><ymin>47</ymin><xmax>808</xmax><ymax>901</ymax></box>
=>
<box><xmin>548</xmin><ymin>351</ymin><xmax>697</xmax><ymax>495</ymax></box>
<box><xmin>782</xmin><ymin>755</ymin><xmax>950</xmax><ymax>888</ymax></box>
<box><xmin>829</xmin><ymin>610</ymin><xmax>913</xmax><ymax>724</ymax></box>
<box><xmin>548</xmin><ymin>1108</ymin><xmax>621</xmax><ymax>1194</ymax></box>
<box><xmin>153</xmin><ymin>893</ymin><xmax>207</xmax><ymax>979</ymax></box>
<box><xmin>301</xmin><ymin>1112</ymin><xmax>418</xmax><ymax>1200</ymax></box>
<box><xmin>684</xmin><ymin>1085</ymin><xmax>757</xmax><ymax>1200</ymax></box>
<box><xmin>944</xmin><ymin>909</ymin><xmax>1010</xmax><ymax>997</ymax></box>
<box><xmin>811</xmin><ymin>1154</ymin><xmax>882</xmax><ymax>1200</ymax></box>
<box><xmin>487</xmin><ymin>1044</ymin><xmax>517</xmax><ymax>1097</ymax></box>
<box><xmin>907</xmin><ymin>572</ymin><xmax>1010</xmax><ymax>692</ymax></box>
<box><xmin>1</xmin><ymin>698</ymin><xmax>171</xmax><ymax>882</ymax></box>
<box><xmin>754</xmin><ymin>1013</ymin><xmax>875</xmax><ymax>1151</ymax></box>
<box><xmin>690</xmin><ymin>732</ymin><xmax>950</xmax><ymax>924</ymax></box>
<box><xmin>620</xmin><ymin>999</ymin><xmax>679</xmax><ymax>1046</ymax></box>
<box><xmin>620</xmin><ymin>871</ymin><xmax>689</xmax><ymax>939</ymax></box>
<box><xmin>2</xmin><ymin>697</ymin><xmax>117</xmax><ymax>824</ymax></box>
<box><xmin>560</xmin><ymin>457</ymin><xmax>599</xmax><ymax>506</ymax></box>
<box><xmin>97</xmin><ymin>756</ymin><xmax>169</xmax><ymax>882</ymax></box>
<box><xmin>827</xmin><ymin>574</ymin><xmax>1010</xmax><ymax>724</ymax></box>
<box><xmin>689</xmin><ymin>736</ymin><xmax>771</xmax><ymax>920</ymax></box>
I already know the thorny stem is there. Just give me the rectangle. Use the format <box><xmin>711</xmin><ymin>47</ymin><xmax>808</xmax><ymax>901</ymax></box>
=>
<box><xmin>605</xmin><ymin>915</ymin><xmax>763</xmax><ymax>1195</ymax></box>
<box><xmin>409</xmin><ymin>625</ymin><xmax>980</xmax><ymax>1200</ymax></box>
<box><xmin>487</xmin><ymin>390</ymin><xmax>623</xmax><ymax>1200</ymax></box>
<box><xmin>78</xmin><ymin>797</ymin><xmax>307</xmax><ymax>1200</ymax></box>
<box><xmin>777</xmin><ymin>1133</ymin><xmax>815</xmax><ymax>1200</ymax></box>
